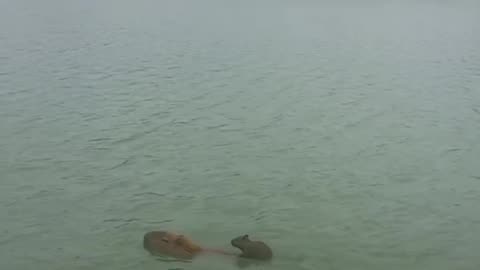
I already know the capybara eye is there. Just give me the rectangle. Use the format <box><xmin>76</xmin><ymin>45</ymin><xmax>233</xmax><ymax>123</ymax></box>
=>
<box><xmin>161</xmin><ymin>237</ymin><xmax>169</xmax><ymax>243</ymax></box>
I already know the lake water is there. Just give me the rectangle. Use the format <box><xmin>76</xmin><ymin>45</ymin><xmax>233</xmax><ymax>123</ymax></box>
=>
<box><xmin>1</xmin><ymin>0</ymin><xmax>480</xmax><ymax>269</ymax></box>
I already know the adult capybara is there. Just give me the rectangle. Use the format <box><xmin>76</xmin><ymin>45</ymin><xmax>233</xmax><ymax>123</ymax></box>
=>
<box><xmin>143</xmin><ymin>231</ymin><xmax>202</xmax><ymax>259</ymax></box>
<box><xmin>143</xmin><ymin>230</ymin><xmax>236</xmax><ymax>260</ymax></box>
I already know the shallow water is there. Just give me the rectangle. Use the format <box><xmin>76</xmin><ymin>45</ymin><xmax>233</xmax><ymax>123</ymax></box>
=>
<box><xmin>1</xmin><ymin>0</ymin><xmax>480</xmax><ymax>269</ymax></box>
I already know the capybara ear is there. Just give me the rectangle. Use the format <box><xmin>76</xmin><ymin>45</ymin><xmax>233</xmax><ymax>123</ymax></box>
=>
<box><xmin>243</xmin><ymin>234</ymin><xmax>249</xmax><ymax>240</ymax></box>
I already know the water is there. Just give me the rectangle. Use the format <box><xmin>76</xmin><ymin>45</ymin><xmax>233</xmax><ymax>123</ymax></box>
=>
<box><xmin>1</xmin><ymin>0</ymin><xmax>480</xmax><ymax>269</ymax></box>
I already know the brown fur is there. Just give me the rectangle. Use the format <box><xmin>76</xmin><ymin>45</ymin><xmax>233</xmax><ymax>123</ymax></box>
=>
<box><xmin>175</xmin><ymin>235</ymin><xmax>203</xmax><ymax>253</ymax></box>
<box><xmin>143</xmin><ymin>231</ymin><xmax>203</xmax><ymax>259</ymax></box>
<box><xmin>231</xmin><ymin>234</ymin><xmax>273</xmax><ymax>260</ymax></box>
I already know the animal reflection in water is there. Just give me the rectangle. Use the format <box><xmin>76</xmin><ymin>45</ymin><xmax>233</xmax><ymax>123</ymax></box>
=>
<box><xmin>143</xmin><ymin>231</ymin><xmax>273</xmax><ymax>267</ymax></box>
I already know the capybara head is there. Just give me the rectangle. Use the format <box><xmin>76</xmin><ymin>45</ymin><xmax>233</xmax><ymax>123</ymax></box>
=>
<box><xmin>143</xmin><ymin>231</ymin><xmax>199</xmax><ymax>259</ymax></box>
<box><xmin>231</xmin><ymin>234</ymin><xmax>251</xmax><ymax>251</ymax></box>
<box><xmin>175</xmin><ymin>235</ymin><xmax>202</xmax><ymax>253</ymax></box>
<box><xmin>230</xmin><ymin>234</ymin><xmax>273</xmax><ymax>260</ymax></box>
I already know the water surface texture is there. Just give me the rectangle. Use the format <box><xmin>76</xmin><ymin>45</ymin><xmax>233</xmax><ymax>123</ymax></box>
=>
<box><xmin>1</xmin><ymin>1</ymin><xmax>480</xmax><ymax>269</ymax></box>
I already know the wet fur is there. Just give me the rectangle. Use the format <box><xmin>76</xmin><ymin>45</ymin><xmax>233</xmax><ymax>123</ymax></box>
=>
<box><xmin>231</xmin><ymin>234</ymin><xmax>273</xmax><ymax>260</ymax></box>
<box><xmin>143</xmin><ymin>231</ymin><xmax>201</xmax><ymax>260</ymax></box>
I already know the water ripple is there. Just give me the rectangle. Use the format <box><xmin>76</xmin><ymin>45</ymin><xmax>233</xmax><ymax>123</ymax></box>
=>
<box><xmin>2</xmin><ymin>2</ymin><xmax>480</xmax><ymax>270</ymax></box>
